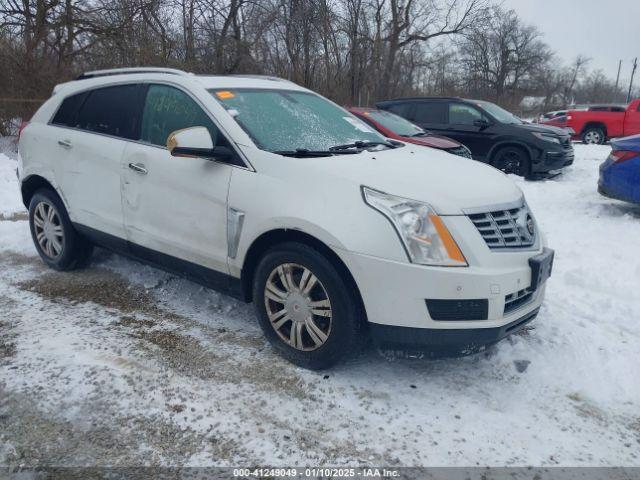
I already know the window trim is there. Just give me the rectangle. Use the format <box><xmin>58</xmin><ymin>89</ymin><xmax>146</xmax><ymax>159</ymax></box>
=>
<box><xmin>47</xmin><ymin>79</ymin><xmax>253</xmax><ymax>172</ymax></box>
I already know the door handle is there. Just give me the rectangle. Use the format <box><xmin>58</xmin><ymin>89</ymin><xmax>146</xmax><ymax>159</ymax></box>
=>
<box><xmin>128</xmin><ymin>163</ymin><xmax>148</xmax><ymax>175</ymax></box>
<box><xmin>58</xmin><ymin>139</ymin><xmax>72</xmax><ymax>149</ymax></box>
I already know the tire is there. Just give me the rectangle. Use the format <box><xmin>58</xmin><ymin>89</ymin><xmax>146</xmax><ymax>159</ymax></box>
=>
<box><xmin>252</xmin><ymin>242</ymin><xmax>361</xmax><ymax>369</ymax></box>
<box><xmin>582</xmin><ymin>127</ymin><xmax>605</xmax><ymax>145</ymax></box>
<box><xmin>28</xmin><ymin>188</ymin><xmax>93</xmax><ymax>271</ymax></box>
<box><xmin>492</xmin><ymin>146</ymin><xmax>532</xmax><ymax>178</ymax></box>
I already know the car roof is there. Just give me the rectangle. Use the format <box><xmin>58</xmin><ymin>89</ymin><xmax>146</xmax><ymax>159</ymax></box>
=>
<box><xmin>52</xmin><ymin>70</ymin><xmax>308</xmax><ymax>97</ymax></box>
<box><xmin>378</xmin><ymin>96</ymin><xmax>463</xmax><ymax>103</ymax></box>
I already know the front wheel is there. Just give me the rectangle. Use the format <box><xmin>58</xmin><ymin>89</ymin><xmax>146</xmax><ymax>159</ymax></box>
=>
<box><xmin>492</xmin><ymin>146</ymin><xmax>532</xmax><ymax>178</ymax></box>
<box><xmin>252</xmin><ymin>242</ymin><xmax>361</xmax><ymax>369</ymax></box>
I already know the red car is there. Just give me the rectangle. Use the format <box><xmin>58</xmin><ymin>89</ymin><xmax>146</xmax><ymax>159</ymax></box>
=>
<box><xmin>347</xmin><ymin>107</ymin><xmax>472</xmax><ymax>158</ymax></box>
<box><xmin>542</xmin><ymin>99</ymin><xmax>640</xmax><ymax>144</ymax></box>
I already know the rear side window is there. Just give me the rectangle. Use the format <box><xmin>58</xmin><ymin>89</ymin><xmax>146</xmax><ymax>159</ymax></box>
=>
<box><xmin>51</xmin><ymin>92</ymin><xmax>88</xmax><ymax>127</ymax></box>
<box><xmin>140</xmin><ymin>84</ymin><xmax>221</xmax><ymax>147</ymax></box>
<box><xmin>75</xmin><ymin>84</ymin><xmax>141</xmax><ymax>139</ymax></box>
<box><xmin>413</xmin><ymin>102</ymin><xmax>447</xmax><ymax>123</ymax></box>
<box><xmin>384</xmin><ymin>103</ymin><xmax>412</xmax><ymax>118</ymax></box>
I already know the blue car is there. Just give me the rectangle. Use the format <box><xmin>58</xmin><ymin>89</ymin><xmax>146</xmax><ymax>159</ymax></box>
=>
<box><xmin>598</xmin><ymin>134</ymin><xmax>640</xmax><ymax>205</ymax></box>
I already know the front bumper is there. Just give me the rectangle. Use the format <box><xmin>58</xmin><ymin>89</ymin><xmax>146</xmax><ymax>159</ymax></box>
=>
<box><xmin>369</xmin><ymin>307</ymin><xmax>539</xmax><ymax>356</ymax></box>
<box><xmin>532</xmin><ymin>144</ymin><xmax>574</xmax><ymax>173</ymax></box>
<box><xmin>335</xmin><ymin>227</ymin><xmax>550</xmax><ymax>352</ymax></box>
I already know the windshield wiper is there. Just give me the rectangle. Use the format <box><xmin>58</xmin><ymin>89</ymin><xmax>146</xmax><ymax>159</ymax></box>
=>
<box><xmin>273</xmin><ymin>148</ymin><xmax>358</xmax><ymax>158</ymax></box>
<box><xmin>328</xmin><ymin>140</ymin><xmax>396</xmax><ymax>151</ymax></box>
<box><xmin>410</xmin><ymin>131</ymin><xmax>429</xmax><ymax>137</ymax></box>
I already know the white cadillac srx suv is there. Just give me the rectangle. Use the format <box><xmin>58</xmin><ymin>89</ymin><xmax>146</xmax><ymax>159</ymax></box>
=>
<box><xmin>17</xmin><ymin>67</ymin><xmax>554</xmax><ymax>369</ymax></box>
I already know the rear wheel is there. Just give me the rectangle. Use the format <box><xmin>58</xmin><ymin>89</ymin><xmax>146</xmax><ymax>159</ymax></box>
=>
<box><xmin>252</xmin><ymin>242</ymin><xmax>361</xmax><ymax>369</ymax></box>
<box><xmin>28</xmin><ymin>189</ymin><xmax>93</xmax><ymax>271</ymax></box>
<box><xmin>492</xmin><ymin>146</ymin><xmax>532</xmax><ymax>178</ymax></box>
<box><xmin>582</xmin><ymin>127</ymin><xmax>605</xmax><ymax>145</ymax></box>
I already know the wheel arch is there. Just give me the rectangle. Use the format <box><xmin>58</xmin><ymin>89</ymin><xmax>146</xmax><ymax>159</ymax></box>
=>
<box><xmin>487</xmin><ymin>141</ymin><xmax>534</xmax><ymax>165</ymax></box>
<box><xmin>240</xmin><ymin>229</ymin><xmax>368</xmax><ymax>325</ymax></box>
<box><xmin>581</xmin><ymin>122</ymin><xmax>608</xmax><ymax>138</ymax></box>
<box><xmin>21</xmin><ymin>174</ymin><xmax>59</xmax><ymax>209</ymax></box>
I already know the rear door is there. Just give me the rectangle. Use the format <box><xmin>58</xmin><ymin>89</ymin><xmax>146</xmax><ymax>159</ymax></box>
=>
<box><xmin>51</xmin><ymin>84</ymin><xmax>143</xmax><ymax>239</ymax></box>
<box><xmin>121</xmin><ymin>83</ymin><xmax>235</xmax><ymax>275</ymax></box>
<box><xmin>410</xmin><ymin>100</ymin><xmax>450</xmax><ymax>135</ymax></box>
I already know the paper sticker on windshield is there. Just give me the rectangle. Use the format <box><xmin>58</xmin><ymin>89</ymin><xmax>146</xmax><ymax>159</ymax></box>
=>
<box><xmin>216</xmin><ymin>91</ymin><xmax>235</xmax><ymax>99</ymax></box>
<box><xmin>343</xmin><ymin>116</ymin><xmax>375</xmax><ymax>133</ymax></box>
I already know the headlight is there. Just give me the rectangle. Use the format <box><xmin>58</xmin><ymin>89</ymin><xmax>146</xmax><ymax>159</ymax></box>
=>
<box><xmin>532</xmin><ymin>132</ymin><xmax>561</xmax><ymax>144</ymax></box>
<box><xmin>362</xmin><ymin>187</ymin><xmax>467</xmax><ymax>267</ymax></box>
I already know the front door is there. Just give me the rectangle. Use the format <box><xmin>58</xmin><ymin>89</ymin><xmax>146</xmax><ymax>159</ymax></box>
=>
<box><xmin>624</xmin><ymin>102</ymin><xmax>640</xmax><ymax>137</ymax></box>
<box><xmin>121</xmin><ymin>84</ymin><xmax>233</xmax><ymax>275</ymax></box>
<box><xmin>444</xmin><ymin>102</ymin><xmax>495</xmax><ymax>161</ymax></box>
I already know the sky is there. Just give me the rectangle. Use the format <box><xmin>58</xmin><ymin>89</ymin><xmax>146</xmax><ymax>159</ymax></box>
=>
<box><xmin>501</xmin><ymin>0</ymin><xmax>639</xmax><ymax>83</ymax></box>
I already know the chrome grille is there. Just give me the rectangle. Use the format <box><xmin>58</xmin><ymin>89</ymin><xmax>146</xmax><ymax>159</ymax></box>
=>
<box><xmin>468</xmin><ymin>203</ymin><xmax>536</xmax><ymax>249</ymax></box>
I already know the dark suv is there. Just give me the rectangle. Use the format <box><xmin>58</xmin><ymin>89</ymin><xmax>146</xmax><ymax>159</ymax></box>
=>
<box><xmin>376</xmin><ymin>97</ymin><xmax>574</xmax><ymax>178</ymax></box>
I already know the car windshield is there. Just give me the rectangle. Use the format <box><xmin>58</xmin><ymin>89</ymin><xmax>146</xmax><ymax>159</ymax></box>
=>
<box><xmin>210</xmin><ymin>88</ymin><xmax>385</xmax><ymax>153</ymax></box>
<box><xmin>363</xmin><ymin>110</ymin><xmax>425</xmax><ymax>137</ymax></box>
<box><xmin>474</xmin><ymin>100</ymin><xmax>523</xmax><ymax>125</ymax></box>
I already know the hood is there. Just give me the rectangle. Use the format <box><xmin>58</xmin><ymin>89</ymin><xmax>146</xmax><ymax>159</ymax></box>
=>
<box><xmin>298</xmin><ymin>145</ymin><xmax>523</xmax><ymax>215</ymax></box>
<box><xmin>402</xmin><ymin>134</ymin><xmax>461</xmax><ymax>149</ymax></box>
<box><xmin>517</xmin><ymin>122</ymin><xmax>569</xmax><ymax>136</ymax></box>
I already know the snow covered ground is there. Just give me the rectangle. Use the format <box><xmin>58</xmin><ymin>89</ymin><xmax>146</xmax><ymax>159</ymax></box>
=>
<box><xmin>1</xmin><ymin>142</ymin><xmax>639</xmax><ymax>468</ymax></box>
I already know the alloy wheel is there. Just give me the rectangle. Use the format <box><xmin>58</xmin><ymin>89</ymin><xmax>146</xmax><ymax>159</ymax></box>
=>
<box><xmin>584</xmin><ymin>131</ymin><xmax>602</xmax><ymax>144</ymax></box>
<box><xmin>33</xmin><ymin>201</ymin><xmax>64</xmax><ymax>259</ymax></box>
<box><xmin>264</xmin><ymin>263</ymin><xmax>332</xmax><ymax>351</ymax></box>
<box><xmin>501</xmin><ymin>151</ymin><xmax>521</xmax><ymax>174</ymax></box>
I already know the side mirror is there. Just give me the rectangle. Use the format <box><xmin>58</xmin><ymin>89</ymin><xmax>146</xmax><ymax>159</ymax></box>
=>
<box><xmin>473</xmin><ymin>118</ymin><xmax>491</xmax><ymax>129</ymax></box>
<box><xmin>167</xmin><ymin>126</ymin><xmax>221</xmax><ymax>159</ymax></box>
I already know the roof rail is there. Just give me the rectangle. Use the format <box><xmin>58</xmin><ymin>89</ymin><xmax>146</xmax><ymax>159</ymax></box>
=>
<box><xmin>226</xmin><ymin>74</ymin><xmax>294</xmax><ymax>83</ymax></box>
<box><xmin>76</xmin><ymin>67</ymin><xmax>190</xmax><ymax>80</ymax></box>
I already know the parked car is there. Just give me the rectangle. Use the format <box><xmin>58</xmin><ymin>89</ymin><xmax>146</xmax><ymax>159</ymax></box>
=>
<box><xmin>598</xmin><ymin>134</ymin><xmax>640</xmax><ymax>205</ymax></box>
<box><xmin>18</xmin><ymin>67</ymin><xmax>553</xmax><ymax>369</ymax></box>
<box><xmin>542</xmin><ymin>99</ymin><xmax>640</xmax><ymax>144</ymax></box>
<box><xmin>537</xmin><ymin>110</ymin><xmax>568</xmax><ymax>123</ymax></box>
<box><xmin>377</xmin><ymin>97</ymin><xmax>574</xmax><ymax>179</ymax></box>
<box><xmin>347</xmin><ymin>107</ymin><xmax>472</xmax><ymax>158</ymax></box>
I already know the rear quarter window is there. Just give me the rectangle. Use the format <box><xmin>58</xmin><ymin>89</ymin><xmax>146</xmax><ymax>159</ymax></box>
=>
<box><xmin>51</xmin><ymin>92</ymin><xmax>88</xmax><ymax>127</ymax></box>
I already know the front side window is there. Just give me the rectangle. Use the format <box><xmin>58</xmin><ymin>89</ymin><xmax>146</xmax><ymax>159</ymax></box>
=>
<box><xmin>364</xmin><ymin>110</ymin><xmax>424</xmax><ymax>137</ymax></box>
<box><xmin>448</xmin><ymin>103</ymin><xmax>483</xmax><ymax>126</ymax></box>
<box><xmin>210</xmin><ymin>89</ymin><xmax>383</xmax><ymax>152</ymax></box>
<box><xmin>75</xmin><ymin>84</ymin><xmax>141</xmax><ymax>139</ymax></box>
<box><xmin>473</xmin><ymin>100</ymin><xmax>522</xmax><ymax>124</ymax></box>
<box><xmin>141</xmin><ymin>84</ymin><xmax>221</xmax><ymax>147</ymax></box>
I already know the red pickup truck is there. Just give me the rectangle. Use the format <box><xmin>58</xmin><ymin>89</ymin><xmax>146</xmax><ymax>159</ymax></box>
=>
<box><xmin>542</xmin><ymin>99</ymin><xmax>640</xmax><ymax>144</ymax></box>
